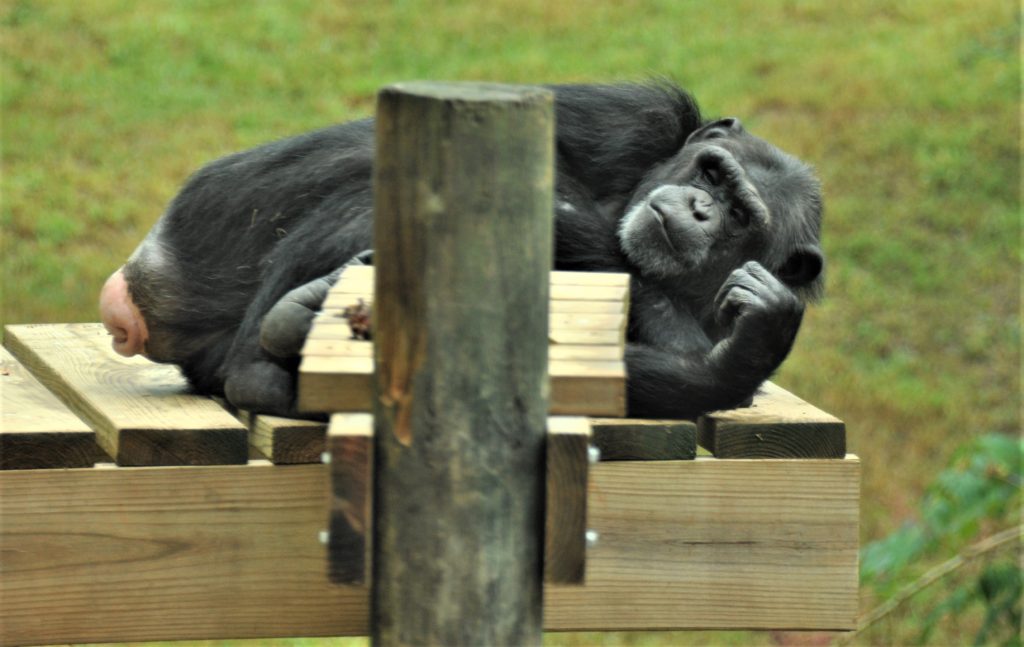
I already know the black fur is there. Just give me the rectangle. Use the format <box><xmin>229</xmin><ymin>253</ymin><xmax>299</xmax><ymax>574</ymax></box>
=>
<box><xmin>116</xmin><ymin>82</ymin><xmax>824</xmax><ymax>419</ymax></box>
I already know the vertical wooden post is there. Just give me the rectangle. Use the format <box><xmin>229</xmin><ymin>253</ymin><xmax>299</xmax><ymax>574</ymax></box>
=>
<box><xmin>371</xmin><ymin>82</ymin><xmax>554</xmax><ymax>646</ymax></box>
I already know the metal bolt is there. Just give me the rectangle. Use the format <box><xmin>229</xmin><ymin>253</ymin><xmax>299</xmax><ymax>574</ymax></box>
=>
<box><xmin>321</xmin><ymin>451</ymin><xmax>332</xmax><ymax>465</ymax></box>
<box><xmin>588</xmin><ymin>445</ymin><xmax>601</xmax><ymax>464</ymax></box>
<box><xmin>585</xmin><ymin>529</ymin><xmax>599</xmax><ymax>548</ymax></box>
<box><xmin>319</xmin><ymin>530</ymin><xmax>330</xmax><ymax>545</ymax></box>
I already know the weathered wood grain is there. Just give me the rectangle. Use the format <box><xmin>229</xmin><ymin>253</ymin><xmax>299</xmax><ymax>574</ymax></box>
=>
<box><xmin>3</xmin><ymin>324</ymin><xmax>248</xmax><ymax>466</ymax></box>
<box><xmin>698</xmin><ymin>382</ymin><xmax>847</xmax><ymax>458</ymax></box>
<box><xmin>546</xmin><ymin>456</ymin><xmax>861</xmax><ymax>631</ymax></box>
<box><xmin>369</xmin><ymin>82</ymin><xmax>552</xmax><ymax>646</ymax></box>
<box><xmin>590</xmin><ymin>418</ymin><xmax>698</xmax><ymax>461</ymax></box>
<box><xmin>302</xmin><ymin>338</ymin><xmax>622</xmax><ymax>361</ymax></box>
<box><xmin>326</xmin><ymin>413</ymin><xmax>373</xmax><ymax>585</ymax></box>
<box><xmin>0</xmin><ymin>347</ymin><xmax>109</xmax><ymax>469</ymax></box>
<box><xmin>336</xmin><ymin>264</ymin><xmax>629</xmax><ymax>287</ymax></box>
<box><xmin>306</xmin><ymin>319</ymin><xmax>624</xmax><ymax>345</ymax></box>
<box><xmin>0</xmin><ymin>456</ymin><xmax>859</xmax><ymax>645</ymax></box>
<box><xmin>545</xmin><ymin>417</ymin><xmax>591</xmax><ymax>584</ymax></box>
<box><xmin>235</xmin><ymin>409</ymin><xmax>327</xmax><ymax>465</ymax></box>
<box><xmin>299</xmin><ymin>354</ymin><xmax>625</xmax><ymax>416</ymax></box>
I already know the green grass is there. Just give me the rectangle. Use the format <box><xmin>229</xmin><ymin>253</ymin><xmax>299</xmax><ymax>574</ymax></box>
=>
<box><xmin>1</xmin><ymin>1</ymin><xmax>1020</xmax><ymax>645</ymax></box>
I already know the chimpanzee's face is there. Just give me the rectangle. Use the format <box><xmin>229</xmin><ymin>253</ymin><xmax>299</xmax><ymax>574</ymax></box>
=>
<box><xmin>618</xmin><ymin>118</ymin><xmax>823</xmax><ymax>298</ymax></box>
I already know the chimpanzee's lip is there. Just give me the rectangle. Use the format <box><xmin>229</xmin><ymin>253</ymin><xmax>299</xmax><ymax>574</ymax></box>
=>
<box><xmin>647</xmin><ymin>203</ymin><xmax>678</xmax><ymax>254</ymax></box>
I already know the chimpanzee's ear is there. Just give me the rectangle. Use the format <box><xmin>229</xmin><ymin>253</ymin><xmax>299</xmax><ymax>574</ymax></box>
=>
<box><xmin>777</xmin><ymin>244</ymin><xmax>824</xmax><ymax>288</ymax></box>
<box><xmin>685</xmin><ymin>118</ymin><xmax>744</xmax><ymax>145</ymax></box>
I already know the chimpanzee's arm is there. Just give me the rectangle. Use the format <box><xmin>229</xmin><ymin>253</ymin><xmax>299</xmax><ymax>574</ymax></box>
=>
<box><xmin>624</xmin><ymin>262</ymin><xmax>805</xmax><ymax>419</ymax></box>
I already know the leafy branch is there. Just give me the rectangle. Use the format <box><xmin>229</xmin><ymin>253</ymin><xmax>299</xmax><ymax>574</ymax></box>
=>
<box><xmin>839</xmin><ymin>524</ymin><xmax>1022</xmax><ymax>645</ymax></box>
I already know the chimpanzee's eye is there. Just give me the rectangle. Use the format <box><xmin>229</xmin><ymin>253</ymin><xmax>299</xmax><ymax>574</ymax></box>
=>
<box><xmin>702</xmin><ymin>165</ymin><xmax>721</xmax><ymax>185</ymax></box>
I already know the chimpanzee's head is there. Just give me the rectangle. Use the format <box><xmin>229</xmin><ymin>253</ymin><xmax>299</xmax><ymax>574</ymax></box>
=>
<box><xmin>618</xmin><ymin>118</ymin><xmax>824</xmax><ymax>300</ymax></box>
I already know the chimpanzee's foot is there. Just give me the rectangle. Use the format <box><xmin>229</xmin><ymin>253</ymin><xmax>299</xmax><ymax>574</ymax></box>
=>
<box><xmin>223</xmin><ymin>359</ymin><xmax>296</xmax><ymax>416</ymax></box>
<box><xmin>260</xmin><ymin>250</ymin><xmax>374</xmax><ymax>358</ymax></box>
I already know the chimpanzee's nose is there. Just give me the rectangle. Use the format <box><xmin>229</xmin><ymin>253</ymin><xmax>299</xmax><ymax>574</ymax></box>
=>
<box><xmin>690</xmin><ymin>192</ymin><xmax>713</xmax><ymax>222</ymax></box>
<box><xmin>99</xmin><ymin>267</ymin><xmax>149</xmax><ymax>357</ymax></box>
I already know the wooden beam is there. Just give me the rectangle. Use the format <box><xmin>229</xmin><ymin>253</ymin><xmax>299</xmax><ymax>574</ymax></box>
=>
<box><xmin>544</xmin><ymin>417</ymin><xmax>591</xmax><ymax>584</ymax></box>
<box><xmin>589</xmin><ymin>418</ymin><xmax>697</xmax><ymax>461</ymax></box>
<box><xmin>0</xmin><ymin>347</ymin><xmax>109</xmax><ymax>469</ymax></box>
<box><xmin>4</xmin><ymin>324</ymin><xmax>248</xmax><ymax>466</ymax></box>
<box><xmin>326</xmin><ymin>415</ymin><xmax>595</xmax><ymax>586</ymax></box>
<box><xmin>370</xmin><ymin>82</ymin><xmax>553</xmax><ymax>645</ymax></box>
<box><xmin>237</xmin><ymin>410</ymin><xmax>327</xmax><ymax>465</ymax></box>
<box><xmin>698</xmin><ymin>382</ymin><xmax>846</xmax><ymax>458</ymax></box>
<box><xmin>326</xmin><ymin>413</ymin><xmax>373</xmax><ymax>585</ymax></box>
<box><xmin>0</xmin><ymin>457</ymin><xmax>860</xmax><ymax>645</ymax></box>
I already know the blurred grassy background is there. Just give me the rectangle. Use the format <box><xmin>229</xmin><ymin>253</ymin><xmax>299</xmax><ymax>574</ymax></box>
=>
<box><xmin>1</xmin><ymin>0</ymin><xmax>1019</xmax><ymax>645</ymax></box>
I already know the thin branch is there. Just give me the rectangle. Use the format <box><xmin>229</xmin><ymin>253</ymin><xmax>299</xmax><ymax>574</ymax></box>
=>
<box><xmin>836</xmin><ymin>524</ymin><xmax>1023</xmax><ymax>645</ymax></box>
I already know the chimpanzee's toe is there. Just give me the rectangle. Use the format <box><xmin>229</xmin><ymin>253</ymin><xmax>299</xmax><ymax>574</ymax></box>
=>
<box><xmin>349</xmin><ymin>249</ymin><xmax>374</xmax><ymax>266</ymax></box>
<box><xmin>224</xmin><ymin>360</ymin><xmax>295</xmax><ymax>416</ymax></box>
<box><xmin>260</xmin><ymin>301</ymin><xmax>317</xmax><ymax>358</ymax></box>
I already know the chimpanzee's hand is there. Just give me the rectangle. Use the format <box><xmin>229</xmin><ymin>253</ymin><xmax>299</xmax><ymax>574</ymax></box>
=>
<box><xmin>712</xmin><ymin>261</ymin><xmax>804</xmax><ymax>373</ymax></box>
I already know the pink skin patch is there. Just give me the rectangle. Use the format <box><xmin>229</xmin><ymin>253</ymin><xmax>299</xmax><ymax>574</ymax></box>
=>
<box><xmin>98</xmin><ymin>267</ymin><xmax>149</xmax><ymax>357</ymax></box>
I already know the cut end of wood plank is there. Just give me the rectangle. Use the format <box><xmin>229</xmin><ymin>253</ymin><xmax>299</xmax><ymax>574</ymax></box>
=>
<box><xmin>327</xmin><ymin>413</ymin><xmax>374</xmax><ymax>585</ymax></box>
<box><xmin>697</xmin><ymin>382</ymin><xmax>847</xmax><ymax>459</ymax></box>
<box><xmin>545</xmin><ymin>416</ymin><xmax>592</xmax><ymax>584</ymax></box>
<box><xmin>383</xmin><ymin>81</ymin><xmax>553</xmax><ymax>105</ymax></box>
<box><xmin>1</xmin><ymin>346</ymin><xmax>111</xmax><ymax>469</ymax></box>
<box><xmin>589</xmin><ymin>418</ymin><xmax>697</xmax><ymax>461</ymax></box>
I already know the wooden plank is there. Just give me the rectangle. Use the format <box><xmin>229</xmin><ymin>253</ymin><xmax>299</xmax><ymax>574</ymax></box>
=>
<box><xmin>338</xmin><ymin>264</ymin><xmax>628</xmax><ymax>287</ymax></box>
<box><xmin>302</xmin><ymin>338</ymin><xmax>622</xmax><ymax>362</ymax></box>
<box><xmin>298</xmin><ymin>355</ymin><xmax>625</xmax><ymax>416</ymax></box>
<box><xmin>324</xmin><ymin>281</ymin><xmax>628</xmax><ymax>309</ymax></box>
<box><xmin>546</xmin><ymin>456</ymin><xmax>861</xmax><ymax>631</ymax></box>
<box><xmin>0</xmin><ymin>463</ymin><xmax>367</xmax><ymax>644</ymax></box>
<box><xmin>698</xmin><ymin>382</ymin><xmax>847</xmax><ymax>458</ymax></box>
<box><xmin>297</xmin><ymin>355</ymin><xmax>374</xmax><ymax>413</ymax></box>
<box><xmin>0</xmin><ymin>347</ymin><xmax>109</xmax><ymax>469</ymax></box>
<box><xmin>237</xmin><ymin>410</ymin><xmax>327</xmax><ymax>465</ymax></box>
<box><xmin>306</xmin><ymin>319</ymin><xmax>623</xmax><ymax>343</ymax></box>
<box><xmin>590</xmin><ymin>418</ymin><xmax>697</xmax><ymax>461</ymax></box>
<box><xmin>326</xmin><ymin>413</ymin><xmax>373</xmax><ymax>585</ymax></box>
<box><xmin>0</xmin><ymin>456</ymin><xmax>859</xmax><ymax>644</ymax></box>
<box><xmin>325</xmin><ymin>296</ymin><xmax>627</xmax><ymax>315</ymax></box>
<box><xmin>3</xmin><ymin>324</ymin><xmax>248</xmax><ymax>466</ymax></box>
<box><xmin>545</xmin><ymin>417</ymin><xmax>591</xmax><ymax>584</ymax></box>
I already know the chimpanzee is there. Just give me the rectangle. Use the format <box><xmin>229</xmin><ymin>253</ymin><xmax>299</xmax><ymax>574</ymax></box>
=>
<box><xmin>99</xmin><ymin>83</ymin><xmax>824</xmax><ymax>420</ymax></box>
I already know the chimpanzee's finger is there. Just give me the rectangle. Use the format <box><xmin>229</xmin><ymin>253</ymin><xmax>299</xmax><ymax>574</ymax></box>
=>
<box><xmin>715</xmin><ymin>284</ymin><xmax>763</xmax><ymax>327</ymax></box>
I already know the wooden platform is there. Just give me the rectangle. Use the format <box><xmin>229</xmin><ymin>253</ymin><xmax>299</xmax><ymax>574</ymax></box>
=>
<box><xmin>1</xmin><ymin>322</ymin><xmax>859</xmax><ymax>644</ymax></box>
